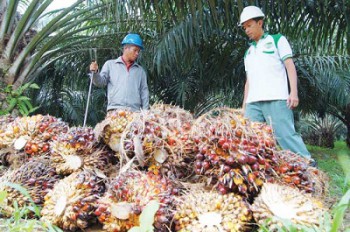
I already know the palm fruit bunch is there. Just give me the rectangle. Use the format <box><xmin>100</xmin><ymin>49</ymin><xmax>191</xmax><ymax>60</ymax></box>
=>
<box><xmin>173</xmin><ymin>190</ymin><xmax>252</xmax><ymax>232</ymax></box>
<box><xmin>41</xmin><ymin>170</ymin><xmax>106</xmax><ymax>231</ymax></box>
<box><xmin>24</xmin><ymin>114</ymin><xmax>69</xmax><ymax>156</ymax></box>
<box><xmin>0</xmin><ymin>158</ymin><xmax>61</xmax><ymax>216</ymax></box>
<box><xmin>0</xmin><ymin>115</ymin><xmax>14</xmax><ymax>162</ymax></box>
<box><xmin>0</xmin><ymin>114</ymin><xmax>14</xmax><ymax>129</ymax></box>
<box><xmin>0</xmin><ymin>115</ymin><xmax>39</xmax><ymax>150</ymax></box>
<box><xmin>113</xmin><ymin>104</ymin><xmax>196</xmax><ymax>179</ymax></box>
<box><xmin>94</xmin><ymin>109</ymin><xmax>134</xmax><ymax>152</ymax></box>
<box><xmin>272</xmin><ymin>150</ymin><xmax>326</xmax><ymax>197</ymax></box>
<box><xmin>192</xmin><ymin>107</ymin><xmax>278</xmax><ymax>197</ymax></box>
<box><xmin>146</xmin><ymin>104</ymin><xmax>195</xmax><ymax>179</ymax></box>
<box><xmin>0</xmin><ymin>115</ymin><xmax>69</xmax><ymax>168</ymax></box>
<box><xmin>149</xmin><ymin>103</ymin><xmax>194</xmax><ymax>153</ymax></box>
<box><xmin>251</xmin><ymin>183</ymin><xmax>327</xmax><ymax>231</ymax></box>
<box><xmin>82</xmin><ymin>146</ymin><xmax>116</xmax><ymax>176</ymax></box>
<box><xmin>305</xmin><ymin>167</ymin><xmax>329</xmax><ymax>200</ymax></box>
<box><xmin>95</xmin><ymin>171</ymin><xmax>178</xmax><ymax>232</ymax></box>
<box><xmin>49</xmin><ymin>126</ymin><xmax>98</xmax><ymax>175</ymax></box>
<box><xmin>0</xmin><ymin>150</ymin><xmax>28</xmax><ymax>168</ymax></box>
<box><xmin>0</xmin><ymin>115</ymin><xmax>68</xmax><ymax>151</ymax></box>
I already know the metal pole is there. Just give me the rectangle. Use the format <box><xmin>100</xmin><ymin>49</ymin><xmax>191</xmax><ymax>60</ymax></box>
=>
<box><xmin>83</xmin><ymin>71</ymin><xmax>94</xmax><ymax>127</ymax></box>
<box><xmin>83</xmin><ymin>49</ymin><xmax>97</xmax><ymax>127</ymax></box>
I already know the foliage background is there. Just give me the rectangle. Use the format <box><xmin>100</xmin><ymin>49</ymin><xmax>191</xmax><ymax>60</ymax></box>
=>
<box><xmin>0</xmin><ymin>0</ymin><xmax>350</xmax><ymax>147</ymax></box>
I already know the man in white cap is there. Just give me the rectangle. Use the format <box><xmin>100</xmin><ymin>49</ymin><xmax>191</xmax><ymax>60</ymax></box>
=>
<box><xmin>239</xmin><ymin>6</ymin><xmax>313</xmax><ymax>162</ymax></box>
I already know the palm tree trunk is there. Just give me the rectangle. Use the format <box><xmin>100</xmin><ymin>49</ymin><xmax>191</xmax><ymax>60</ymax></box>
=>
<box><xmin>346</xmin><ymin>106</ymin><xmax>350</xmax><ymax>148</ymax></box>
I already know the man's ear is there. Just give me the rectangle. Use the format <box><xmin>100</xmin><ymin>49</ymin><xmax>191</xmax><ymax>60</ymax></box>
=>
<box><xmin>258</xmin><ymin>20</ymin><xmax>264</xmax><ymax>27</ymax></box>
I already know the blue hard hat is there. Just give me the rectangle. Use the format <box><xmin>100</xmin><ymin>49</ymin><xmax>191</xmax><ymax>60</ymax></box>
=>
<box><xmin>121</xmin><ymin>33</ymin><xmax>144</xmax><ymax>50</ymax></box>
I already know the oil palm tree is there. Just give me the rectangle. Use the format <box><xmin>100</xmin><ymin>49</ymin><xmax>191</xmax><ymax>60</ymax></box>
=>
<box><xmin>0</xmin><ymin>0</ymin><xmax>114</xmax><ymax>112</ymax></box>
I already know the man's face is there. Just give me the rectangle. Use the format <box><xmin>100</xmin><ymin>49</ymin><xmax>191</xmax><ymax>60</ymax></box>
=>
<box><xmin>242</xmin><ymin>19</ymin><xmax>263</xmax><ymax>41</ymax></box>
<box><xmin>124</xmin><ymin>45</ymin><xmax>141</xmax><ymax>62</ymax></box>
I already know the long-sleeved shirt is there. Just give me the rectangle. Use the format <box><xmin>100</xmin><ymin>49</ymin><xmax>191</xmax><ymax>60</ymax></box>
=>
<box><xmin>91</xmin><ymin>57</ymin><xmax>149</xmax><ymax>112</ymax></box>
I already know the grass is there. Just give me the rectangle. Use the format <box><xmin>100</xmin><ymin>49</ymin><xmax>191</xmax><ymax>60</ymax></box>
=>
<box><xmin>307</xmin><ymin>141</ymin><xmax>350</xmax><ymax>197</ymax></box>
<box><xmin>307</xmin><ymin>141</ymin><xmax>350</xmax><ymax>232</ymax></box>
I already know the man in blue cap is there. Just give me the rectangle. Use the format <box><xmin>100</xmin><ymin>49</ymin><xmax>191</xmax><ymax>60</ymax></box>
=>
<box><xmin>89</xmin><ymin>33</ymin><xmax>149</xmax><ymax>112</ymax></box>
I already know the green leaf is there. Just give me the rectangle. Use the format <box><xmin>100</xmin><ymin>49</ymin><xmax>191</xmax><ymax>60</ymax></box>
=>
<box><xmin>0</xmin><ymin>191</ymin><xmax>7</xmax><ymax>203</ymax></box>
<box><xmin>18</xmin><ymin>82</ymin><xmax>30</xmax><ymax>92</ymax></box>
<box><xmin>22</xmin><ymin>98</ymin><xmax>33</xmax><ymax>110</ymax></box>
<box><xmin>4</xmin><ymin>85</ymin><xmax>13</xmax><ymax>93</ymax></box>
<box><xmin>7</xmin><ymin>98</ymin><xmax>18</xmax><ymax>110</ymax></box>
<box><xmin>18</xmin><ymin>102</ymin><xmax>30</xmax><ymax>116</ymax></box>
<box><xmin>29</xmin><ymin>106</ymin><xmax>40</xmax><ymax>114</ymax></box>
<box><xmin>29</xmin><ymin>83</ymin><xmax>40</xmax><ymax>89</ymax></box>
<box><xmin>338</xmin><ymin>150</ymin><xmax>350</xmax><ymax>189</ymax></box>
<box><xmin>139</xmin><ymin>200</ymin><xmax>160</xmax><ymax>228</ymax></box>
<box><xmin>17</xmin><ymin>96</ymin><xmax>31</xmax><ymax>101</ymax></box>
<box><xmin>128</xmin><ymin>227</ymin><xmax>141</xmax><ymax>232</ymax></box>
<box><xmin>331</xmin><ymin>189</ymin><xmax>350</xmax><ymax>232</ymax></box>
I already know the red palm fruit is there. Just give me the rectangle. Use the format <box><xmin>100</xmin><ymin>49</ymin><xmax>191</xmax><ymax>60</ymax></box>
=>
<box><xmin>94</xmin><ymin>209</ymin><xmax>102</xmax><ymax>216</ymax></box>
<box><xmin>39</xmin><ymin>126</ymin><xmax>46</xmax><ymax>133</ymax></box>
<box><xmin>251</xmin><ymin>162</ymin><xmax>259</xmax><ymax>171</ymax></box>
<box><xmin>118</xmin><ymin>110</ymin><xmax>126</xmax><ymax>117</ymax></box>
<box><xmin>237</xmin><ymin>154</ymin><xmax>247</xmax><ymax>165</ymax></box>
<box><xmin>222</xmin><ymin>142</ymin><xmax>230</xmax><ymax>150</ymax></box>
<box><xmin>248</xmin><ymin>147</ymin><xmax>258</xmax><ymax>154</ymax></box>
<box><xmin>42</xmin><ymin>143</ymin><xmax>50</xmax><ymax>152</ymax></box>
<box><xmin>195</xmin><ymin>161</ymin><xmax>202</xmax><ymax>169</ymax></box>
<box><xmin>283</xmin><ymin>175</ymin><xmax>292</xmax><ymax>183</ymax></box>
<box><xmin>202</xmin><ymin>161</ymin><xmax>210</xmax><ymax>170</ymax></box>
<box><xmin>235</xmin><ymin>129</ymin><xmax>243</xmax><ymax>137</ymax></box>
<box><xmin>223</xmin><ymin>165</ymin><xmax>231</xmax><ymax>173</ymax></box>
<box><xmin>279</xmin><ymin>165</ymin><xmax>289</xmax><ymax>174</ymax></box>
<box><xmin>193</xmin><ymin>136</ymin><xmax>200</xmax><ymax>144</ymax></box>
<box><xmin>292</xmin><ymin>176</ymin><xmax>301</xmax><ymax>185</ymax></box>
<box><xmin>225</xmin><ymin>156</ymin><xmax>236</xmax><ymax>166</ymax></box>
<box><xmin>200</xmin><ymin>146</ymin><xmax>208</xmax><ymax>155</ymax></box>
<box><xmin>218</xmin><ymin>186</ymin><xmax>227</xmax><ymax>195</ymax></box>
<box><xmin>218</xmin><ymin>137</ymin><xmax>226</xmax><ymax>147</ymax></box>
<box><xmin>167</xmin><ymin>137</ymin><xmax>176</xmax><ymax>146</ymax></box>
<box><xmin>257</xmin><ymin>156</ymin><xmax>266</xmax><ymax>165</ymax></box>
<box><xmin>241</xmin><ymin>139</ymin><xmax>248</xmax><ymax>145</ymax></box>
<box><xmin>31</xmin><ymin>144</ymin><xmax>39</xmax><ymax>153</ymax></box>
<box><xmin>264</xmin><ymin>162</ymin><xmax>271</xmax><ymax>170</ymax></box>
<box><xmin>247</xmin><ymin>155</ymin><xmax>257</xmax><ymax>165</ymax></box>
<box><xmin>196</xmin><ymin>153</ymin><xmax>204</xmax><ymax>161</ymax></box>
<box><xmin>238</xmin><ymin>184</ymin><xmax>247</xmax><ymax>194</ymax></box>
<box><xmin>230</xmin><ymin>143</ymin><xmax>238</xmax><ymax>151</ymax></box>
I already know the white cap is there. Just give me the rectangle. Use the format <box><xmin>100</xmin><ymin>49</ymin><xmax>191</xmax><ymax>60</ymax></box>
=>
<box><xmin>239</xmin><ymin>6</ymin><xmax>265</xmax><ymax>26</ymax></box>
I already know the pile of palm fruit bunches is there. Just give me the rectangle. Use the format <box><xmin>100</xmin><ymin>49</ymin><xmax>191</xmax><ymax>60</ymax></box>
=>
<box><xmin>0</xmin><ymin>104</ymin><xmax>330</xmax><ymax>231</ymax></box>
